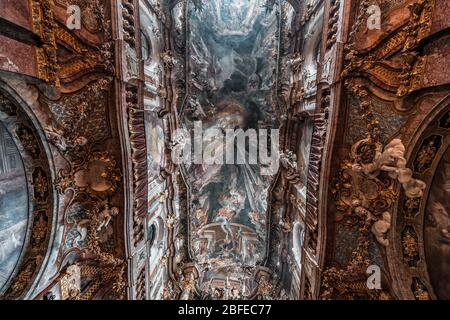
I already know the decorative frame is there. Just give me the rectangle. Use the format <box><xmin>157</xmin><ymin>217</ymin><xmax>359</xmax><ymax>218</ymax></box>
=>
<box><xmin>388</xmin><ymin>95</ymin><xmax>450</xmax><ymax>299</ymax></box>
<box><xmin>0</xmin><ymin>84</ymin><xmax>57</xmax><ymax>300</ymax></box>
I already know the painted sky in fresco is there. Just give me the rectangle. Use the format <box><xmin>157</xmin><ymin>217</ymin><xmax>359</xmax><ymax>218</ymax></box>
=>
<box><xmin>181</xmin><ymin>0</ymin><xmax>281</xmax><ymax>286</ymax></box>
<box><xmin>0</xmin><ymin>123</ymin><xmax>28</xmax><ymax>290</ymax></box>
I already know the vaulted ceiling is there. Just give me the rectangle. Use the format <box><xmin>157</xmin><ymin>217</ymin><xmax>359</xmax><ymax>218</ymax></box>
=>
<box><xmin>0</xmin><ymin>0</ymin><xmax>449</xmax><ymax>301</ymax></box>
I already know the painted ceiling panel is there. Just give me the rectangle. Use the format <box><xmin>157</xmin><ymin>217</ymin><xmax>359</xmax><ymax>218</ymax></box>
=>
<box><xmin>0</xmin><ymin>122</ymin><xmax>28</xmax><ymax>291</ymax></box>
<box><xmin>174</xmin><ymin>0</ymin><xmax>286</xmax><ymax>296</ymax></box>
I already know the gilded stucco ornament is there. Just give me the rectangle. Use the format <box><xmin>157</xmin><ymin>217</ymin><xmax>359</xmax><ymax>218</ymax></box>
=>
<box><xmin>402</xmin><ymin>228</ymin><xmax>420</xmax><ymax>264</ymax></box>
<box><xmin>334</xmin><ymin>137</ymin><xmax>425</xmax><ymax>247</ymax></box>
<box><xmin>342</xmin><ymin>0</ymin><xmax>434</xmax><ymax>98</ymax></box>
<box><xmin>397</xmin><ymin>52</ymin><xmax>426</xmax><ymax>97</ymax></box>
<box><xmin>58</xmin><ymin>198</ymin><xmax>127</xmax><ymax>300</ymax></box>
<box><xmin>252</xmin><ymin>270</ymin><xmax>286</xmax><ymax>300</ymax></box>
<box><xmin>56</xmin><ymin>151</ymin><xmax>121</xmax><ymax>198</ymax></box>
<box><xmin>30</xmin><ymin>0</ymin><xmax>59</xmax><ymax>86</ymax></box>
<box><xmin>60</xmin><ymin>265</ymin><xmax>81</xmax><ymax>300</ymax></box>
<box><xmin>320</xmin><ymin>236</ymin><xmax>392</xmax><ymax>300</ymax></box>
<box><xmin>55</xmin><ymin>159</ymin><xmax>126</xmax><ymax>299</ymax></box>
<box><xmin>322</xmin><ymin>0</ymin><xmax>435</xmax><ymax>299</ymax></box>
<box><xmin>55</xmin><ymin>0</ymin><xmax>103</xmax><ymax>33</ymax></box>
<box><xmin>397</xmin><ymin>0</ymin><xmax>434</xmax><ymax>95</ymax></box>
<box><xmin>74</xmin><ymin>151</ymin><xmax>121</xmax><ymax>198</ymax></box>
<box><xmin>55</xmin><ymin>26</ymin><xmax>114</xmax><ymax>81</ymax></box>
<box><xmin>412</xmin><ymin>278</ymin><xmax>431</xmax><ymax>300</ymax></box>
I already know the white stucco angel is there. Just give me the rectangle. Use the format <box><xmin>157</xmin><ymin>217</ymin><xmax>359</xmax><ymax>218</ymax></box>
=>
<box><xmin>352</xmin><ymin>138</ymin><xmax>426</xmax><ymax>198</ymax></box>
<box><xmin>97</xmin><ymin>203</ymin><xmax>119</xmax><ymax>231</ymax></box>
<box><xmin>371</xmin><ymin>212</ymin><xmax>392</xmax><ymax>246</ymax></box>
<box><xmin>377</xmin><ymin>139</ymin><xmax>426</xmax><ymax>198</ymax></box>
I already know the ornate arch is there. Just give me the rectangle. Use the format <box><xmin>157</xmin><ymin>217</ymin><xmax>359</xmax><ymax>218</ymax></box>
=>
<box><xmin>0</xmin><ymin>82</ymin><xmax>57</xmax><ymax>300</ymax></box>
<box><xmin>388</xmin><ymin>94</ymin><xmax>450</xmax><ymax>300</ymax></box>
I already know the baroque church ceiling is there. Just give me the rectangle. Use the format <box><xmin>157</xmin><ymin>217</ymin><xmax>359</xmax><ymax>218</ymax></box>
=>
<box><xmin>0</xmin><ymin>0</ymin><xmax>449</xmax><ymax>302</ymax></box>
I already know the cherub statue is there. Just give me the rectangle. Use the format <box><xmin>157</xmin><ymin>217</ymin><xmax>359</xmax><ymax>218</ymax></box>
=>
<box><xmin>354</xmin><ymin>205</ymin><xmax>375</xmax><ymax>224</ymax></box>
<box><xmin>377</xmin><ymin>139</ymin><xmax>407</xmax><ymax>177</ymax></box>
<box><xmin>350</xmin><ymin>139</ymin><xmax>383</xmax><ymax>177</ymax></box>
<box><xmin>397</xmin><ymin>167</ymin><xmax>427</xmax><ymax>198</ymax></box>
<box><xmin>167</xmin><ymin>129</ymin><xmax>188</xmax><ymax>150</ymax></box>
<box><xmin>377</xmin><ymin>139</ymin><xmax>426</xmax><ymax>198</ymax></box>
<box><xmin>371</xmin><ymin>212</ymin><xmax>392</xmax><ymax>246</ymax></box>
<box><xmin>352</xmin><ymin>197</ymin><xmax>392</xmax><ymax>246</ymax></box>
<box><xmin>97</xmin><ymin>203</ymin><xmax>119</xmax><ymax>231</ymax></box>
<box><xmin>352</xmin><ymin>138</ymin><xmax>426</xmax><ymax>198</ymax></box>
<box><xmin>294</xmin><ymin>87</ymin><xmax>305</xmax><ymax>102</ymax></box>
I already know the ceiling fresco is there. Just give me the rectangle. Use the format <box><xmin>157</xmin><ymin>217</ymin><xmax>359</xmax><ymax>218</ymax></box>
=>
<box><xmin>0</xmin><ymin>122</ymin><xmax>28</xmax><ymax>290</ymax></box>
<box><xmin>425</xmin><ymin>146</ymin><xmax>450</xmax><ymax>299</ymax></box>
<box><xmin>174</xmin><ymin>0</ymin><xmax>287</xmax><ymax>296</ymax></box>
<box><xmin>1</xmin><ymin>0</ymin><xmax>450</xmax><ymax>303</ymax></box>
